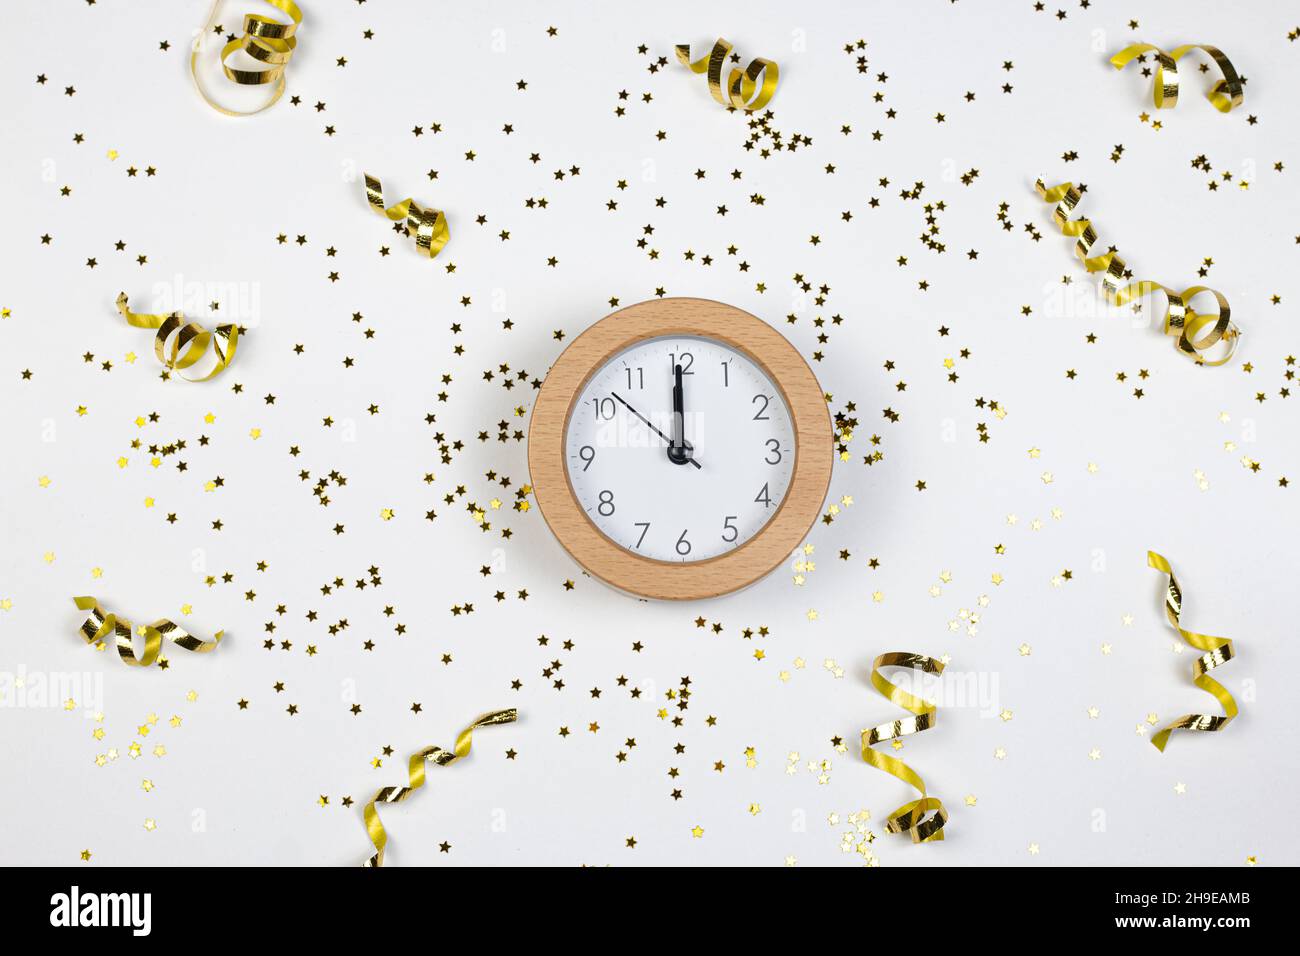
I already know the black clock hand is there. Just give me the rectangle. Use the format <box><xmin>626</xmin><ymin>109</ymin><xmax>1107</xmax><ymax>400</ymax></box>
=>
<box><xmin>610</xmin><ymin>391</ymin><xmax>702</xmax><ymax>469</ymax></box>
<box><xmin>667</xmin><ymin>363</ymin><xmax>692</xmax><ymax>466</ymax></box>
<box><xmin>672</xmin><ymin>364</ymin><xmax>685</xmax><ymax>447</ymax></box>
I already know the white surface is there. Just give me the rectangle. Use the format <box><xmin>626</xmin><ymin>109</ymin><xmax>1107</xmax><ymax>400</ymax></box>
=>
<box><xmin>0</xmin><ymin>0</ymin><xmax>1296</xmax><ymax>867</ymax></box>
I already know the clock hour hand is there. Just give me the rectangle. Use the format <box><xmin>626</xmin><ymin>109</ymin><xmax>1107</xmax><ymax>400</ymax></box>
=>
<box><xmin>610</xmin><ymin>391</ymin><xmax>702</xmax><ymax>469</ymax></box>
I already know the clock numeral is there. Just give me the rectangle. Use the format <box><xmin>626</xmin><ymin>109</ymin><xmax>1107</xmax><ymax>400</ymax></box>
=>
<box><xmin>625</xmin><ymin>367</ymin><xmax>644</xmax><ymax>390</ymax></box>
<box><xmin>720</xmin><ymin>359</ymin><xmax>731</xmax><ymax>387</ymax></box>
<box><xmin>752</xmin><ymin>394</ymin><xmax>771</xmax><ymax>420</ymax></box>
<box><xmin>597</xmin><ymin>490</ymin><xmax>616</xmax><ymax>516</ymax></box>
<box><xmin>675</xmin><ymin>529</ymin><xmax>692</xmax><ymax>556</ymax></box>
<box><xmin>754</xmin><ymin>483</ymin><xmax>773</xmax><ymax>508</ymax></box>
<box><xmin>721</xmin><ymin>516</ymin><xmax>739</xmax><ymax>543</ymax></box>
<box><xmin>668</xmin><ymin>352</ymin><xmax>694</xmax><ymax>374</ymax></box>
<box><xmin>634</xmin><ymin>522</ymin><xmax>650</xmax><ymax>548</ymax></box>
<box><xmin>578</xmin><ymin>445</ymin><xmax>596</xmax><ymax>471</ymax></box>
<box><xmin>764</xmin><ymin>439</ymin><xmax>782</xmax><ymax>465</ymax></box>
<box><xmin>592</xmin><ymin>397</ymin><xmax>616</xmax><ymax>420</ymax></box>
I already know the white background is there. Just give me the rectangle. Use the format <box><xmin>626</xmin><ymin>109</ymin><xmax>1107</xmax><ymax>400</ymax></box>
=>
<box><xmin>1</xmin><ymin>0</ymin><xmax>1296</xmax><ymax>866</ymax></box>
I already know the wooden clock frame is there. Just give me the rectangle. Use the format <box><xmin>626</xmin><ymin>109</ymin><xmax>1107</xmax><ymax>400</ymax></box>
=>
<box><xmin>528</xmin><ymin>298</ymin><xmax>833</xmax><ymax>601</ymax></box>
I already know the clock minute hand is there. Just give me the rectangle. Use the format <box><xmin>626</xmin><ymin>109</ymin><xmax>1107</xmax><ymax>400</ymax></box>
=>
<box><xmin>666</xmin><ymin>364</ymin><xmax>698</xmax><ymax>468</ymax></box>
<box><xmin>669</xmin><ymin>364</ymin><xmax>688</xmax><ymax>461</ymax></box>
<box><xmin>610</xmin><ymin>391</ymin><xmax>702</xmax><ymax>469</ymax></box>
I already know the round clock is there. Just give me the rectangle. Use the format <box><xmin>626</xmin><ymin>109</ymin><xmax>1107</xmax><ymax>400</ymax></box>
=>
<box><xmin>529</xmin><ymin>298</ymin><xmax>833</xmax><ymax>600</ymax></box>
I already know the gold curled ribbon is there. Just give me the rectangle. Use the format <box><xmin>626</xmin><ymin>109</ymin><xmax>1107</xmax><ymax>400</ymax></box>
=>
<box><xmin>190</xmin><ymin>0</ymin><xmax>302</xmax><ymax>116</ymax></box>
<box><xmin>675</xmin><ymin>38</ymin><xmax>779</xmax><ymax>112</ymax></box>
<box><xmin>860</xmin><ymin>652</ymin><xmax>948</xmax><ymax>843</ymax></box>
<box><xmin>116</xmin><ymin>293</ymin><xmax>239</xmax><ymax>381</ymax></box>
<box><xmin>1111</xmin><ymin>43</ymin><xmax>1243</xmax><ymax>113</ymax></box>
<box><xmin>362</xmin><ymin>709</ymin><xmax>517</xmax><ymax>867</ymax></box>
<box><xmin>1147</xmin><ymin>552</ymin><xmax>1238</xmax><ymax>751</ymax></box>
<box><xmin>364</xmin><ymin>174</ymin><xmax>450</xmax><ymax>260</ymax></box>
<box><xmin>73</xmin><ymin>596</ymin><xmax>223</xmax><ymax>668</ymax></box>
<box><xmin>1034</xmin><ymin>180</ymin><xmax>1239</xmax><ymax>366</ymax></box>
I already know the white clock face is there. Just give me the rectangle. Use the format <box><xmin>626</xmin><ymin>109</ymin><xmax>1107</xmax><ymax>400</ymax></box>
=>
<box><xmin>565</xmin><ymin>335</ymin><xmax>797</xmax><ymax>562</ymax></box>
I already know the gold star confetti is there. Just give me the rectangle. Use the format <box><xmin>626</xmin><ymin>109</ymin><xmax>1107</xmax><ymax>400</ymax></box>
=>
<box><xmin>1</xmin><ymin>10</ymin><xmax>1289</xmax><ymax>871</ymax></box>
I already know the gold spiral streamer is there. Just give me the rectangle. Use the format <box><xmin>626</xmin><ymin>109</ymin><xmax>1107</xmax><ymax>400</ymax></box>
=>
<box><xmin>1146</xmin><ymin>551</ymin><xmax>1238</xmax><ymax>752</ymax></box>
<box><xmin>72</xmin><ymin>596</ymin><xmax>224</xmax><ymax>668</ymax></box>
<box><xmin>1034</xmin><ymin>180</ymin><xmax>1239</xmax><ymax>366</ymax></box>
<box><xmin>364</xmin><ymin>174</ymin><xmax>450</xmax><ymax>260</ymax></box>
<box><xmin>116</xmin><ymin>293</ymin><xmax>239</xmax><ymax>382</ymax></box>
<box><xmin>675</xmin><ymin>38</ymin><xmax>779</xmax><ymax>112</ymax></box>
<box><xmin>190</xmin><ymin>0</ymin><xmax>302</xmax><ymax>116</ymax></box>
<box><xmin>362</xmin><ymin>709</ymin><xmax>518</xmax><ymax>867</ymax></box>
<box><xmin>860</xmin><ymin>652</ymin><xmax>948</xmax><ymax>843</ymax></box>
<box><xmin>1111</xmin><ymin>44</ymin><xmax>1243</xmax><ymax>113</ymax></box>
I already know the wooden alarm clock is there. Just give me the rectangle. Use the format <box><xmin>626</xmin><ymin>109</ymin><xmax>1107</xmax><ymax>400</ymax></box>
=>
<box><xmin>528</xmin><ymin>298</ymin><xmax>833</xmax><ymax>600</ymax></box>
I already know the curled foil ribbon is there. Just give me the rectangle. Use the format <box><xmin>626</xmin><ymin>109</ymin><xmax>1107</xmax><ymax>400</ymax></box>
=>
<box><xmin>73</xmin><ymin>596</ymin><xmax>223</xmax><ymax>667</ymax></box>
<box><xmin>1147</xmin><ymin>551</ymin><xmax>1238</xmax><ymax>751</ymax></box>
<box><xmin>116</xmin><ymin>293</ymin><xmax>239</xmax><ymax>381</ymax></box>
<box><xmin>190</xmin><ymin>0</ymin><xmax>302</xmax><ymax>116</ymax></box>
<box><xmin>1035</xmin><ymin>180</ymin><xmax>1239</xmax><ymax>366</ymax></box>
<box><xmin>860</xmin><ymin>652</ymin><xmax>948</xmax><ymax>843</ymax></box>
<box><xmin>675</xmin><ymin>38</ymin><xmax>779</xmax><ymax>112</ymax></box>
<box><xmin>364</xmin><ymin>174</ymin><xmax>450</xmax><ymax>260</ymax></box>
<box><xmin>1111</xmin><ymin>44</ymin><xmax>1243</xmax><ymax>113</ymax></box>
<box><xmin>362</xmin><ymin>709</ymin><xmax>517</xmax><ymax>867</ymax></box>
